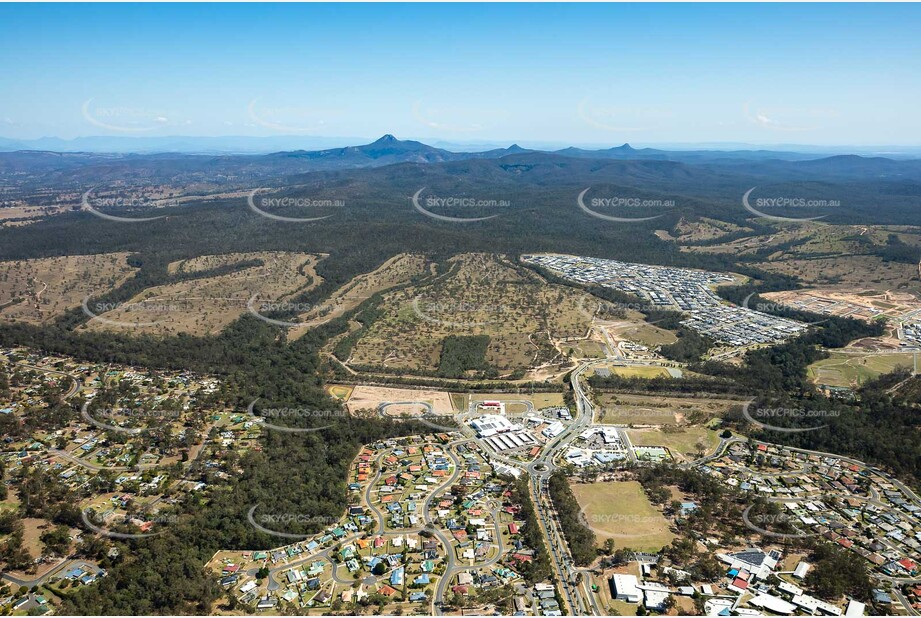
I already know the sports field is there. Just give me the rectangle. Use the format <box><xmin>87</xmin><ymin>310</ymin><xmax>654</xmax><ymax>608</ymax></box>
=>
<box><xmin>571</xmin><ymin>481</ymin><xmax>675</xmax><ymax>553</ymax></box>
<box><xmin>604</xmin><ymin>365</ymin><xmax>671</xmax><ymax>379</ymax></box>
<box><xmin>626</xmin><ymin>426</ymin><xmax>721</xmax><ymax>461</ymax></box>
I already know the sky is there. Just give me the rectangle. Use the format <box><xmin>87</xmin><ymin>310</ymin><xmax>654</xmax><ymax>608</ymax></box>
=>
<box><xmin>1</xmin><ymin>2</ymin><xmax>920</xmax><ymax>147</ymax></box>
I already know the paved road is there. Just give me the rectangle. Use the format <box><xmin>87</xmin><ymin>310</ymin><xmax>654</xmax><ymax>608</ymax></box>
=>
<box><xmin>428</xmin><ymin>440</ymin><xmax>468</xmax><ymax>615</ymax></box>
<box><xmin>13</xmin><ymin>362</ymin><xmax>82</xmax><ymax>400</ymax></box>
<box><xmin>0</xmin><ymin>558</ymin><xmax>86</xmax><ymax>588</ymax></box>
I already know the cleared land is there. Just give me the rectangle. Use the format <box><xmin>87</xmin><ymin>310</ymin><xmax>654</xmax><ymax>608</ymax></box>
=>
<box><xmin>680</xmin><ymin>222</ymin><xmax>921</xmax><ymax>293</ymax></box>
<box><xmin>626</xmin><ymin>426</ymin><xmax>721</xmax><ymax>462</ymax></box>
<box><xmin>603</xmin><ymin>365</ymin><xmax>672</xmax><ymax>379</ymax></box>
<box><xmin>344</xmin><ymin>385</ymin><xmax>455</xmax><ymax>416</ymax></box>
<box><xmin>595</xmin><ymin>393</ymin><xmax>739</xmax><ymax>426</ymax></box>
<box><xmin>571</xmin><ymin>481</ymin><xmax>675</xmax><ymax>553</ymax></box>
<box><xmin>348</xmin><ymin>254</ymin><xmax>599</xmax><ymax>374</ymax></box>
<box><xmin>0</xmin><ymin>204</ymin><xmax>71</xmax><ymax>227</ymax></box>
<box><xmin>84</xmin><ymin>252</ymin><xmax>321</xmax><ymax>336</ymax></box>
<box><xmin>459</xmin><ymin>392</ymin><xmax>565</xmax><ymax>413</ymax></box>
<box><xmin>762</xmin><ymin>288</ymin><xmax>918</xmax><ymax>323</ymax></box>
<box><xmin>289</xmin><ymin>253</ymin><xmax>428</xmax><ymax>339</ymax></box>
<box><xmin>808</xmin><ymin>350</ymin><xmax>916</xmax><ymax>388</ymax></box>
<box><xmin>0</xmin><ymin>253</ymin><xmax>137</xmax><ymax>323</ymax></box>
<box><xmin>326</xmin><ymin>385</ymin><xmax>353</xmax><ymax>400</ymax></box>
<box><xmin>671</xmin><ymin>216</ymin><xmax>749</xmax><ymax>243</ymax></box>
<box><xmin>600</xmin><ymin>318</ymin><xmax>677</xmax><ymax>349</ymax></box>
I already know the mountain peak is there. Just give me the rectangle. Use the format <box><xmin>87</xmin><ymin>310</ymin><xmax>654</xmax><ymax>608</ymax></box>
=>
<box><xmin>374</xmin><ymin>134</ymin><xmax>399</xmax><ymax>144</ymax></box>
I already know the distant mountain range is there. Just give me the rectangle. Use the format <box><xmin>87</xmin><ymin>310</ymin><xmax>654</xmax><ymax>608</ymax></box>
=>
<box><xmin>2</xmin><ymin>133</ymin><xmax>920</xmax><ymax>159</ymax></box>
<box><xmin>2</xmin><ymin>134</ymin><xmax>920</xmax><ymax>228</ymax></box>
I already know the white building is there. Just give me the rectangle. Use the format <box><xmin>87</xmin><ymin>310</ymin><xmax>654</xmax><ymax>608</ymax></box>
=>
<box><xmin>793</xmin><ymin>560</ymin><xmax>811</xmax><ymax>579</ymax></box>
<box><xmin>542</xmin><ymin>421</ymin><xmax>565</xmax><ymax>439</ymax></box>
<box><xmin>749</xmin><ymin>594</ymin><xmax>796</xmax><ymax>615</ymax></box>
<box><xmin>844</xmin><ymin>599</ymin><xmax>866</xmax><ymax>617</ymax></box>
<box><xmin>610</xmin><ymin>574</ymin><xmax>641</xmax><ymax>603</ymax></box>
<box><xmin>470</xmin><ymin>414</ymin><xmax>517</xmax><ymax>438</ymax></box>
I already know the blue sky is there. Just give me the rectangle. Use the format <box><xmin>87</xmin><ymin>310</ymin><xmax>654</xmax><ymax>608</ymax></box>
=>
<box><xmin>1</xmin><ymin>3</ymin><xmax>919</xmax><ymax>146</ymax></box>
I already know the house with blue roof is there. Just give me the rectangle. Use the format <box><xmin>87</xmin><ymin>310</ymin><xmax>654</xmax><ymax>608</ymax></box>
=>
<box><xmin>390</xmin><ymin>566</ymin><xmax>405</xmax><ymax>586</ymax></box>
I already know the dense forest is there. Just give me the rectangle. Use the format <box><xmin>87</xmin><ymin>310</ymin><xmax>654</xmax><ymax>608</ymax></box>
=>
<box><xmin>547</xmin><ymin>472</ymin><xmax>597</xmax><ymax>566</ymax></box>
<box><xmin>437</xmin><ymin>334</ymin><xmax>492</xmax><ymax>378</ymax></box>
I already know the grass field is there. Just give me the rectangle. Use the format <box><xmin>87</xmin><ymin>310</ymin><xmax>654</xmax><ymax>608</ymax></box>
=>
<box><xmin>349</xmin><ymin>254</ymin><xmax>598</xmax><ymax>374</ymax></box>
<box><xmin>610</xmin><ymin>320</ymin><xmax>677</xmax><ymax>348</ymax></box>
<box><xmin>603</xmin><ymin>365</ymin><xmax>671</xmax><ymax>379</ymax></box>
<box><xmin>327</xmin><ymin>385</ymin><xmax>354</xmax><ymax>400</ymax></box>
<box><xmin>571</xmin><ymin>481</ymin><xmax>675</xmax><ymax>553</ymax></box>
<box><xmin>458</xmin><ymin>392</ymin><xmax>565</xmax><ymax>413</ymax></box>
<box><xmin>85</xmin><ymin>252</ymin><xmax>321</xmax><ymax>336</ymax></box>
<box><xmin>0</xmin><ymin>253</ymin><xmax>136</xmax><ymax>323</ymax></box>
<box><xmin>596</xmin><ymin>393</ymin><xmax>739</xmax><ymax>426</ymax></box>
<box><xmin>808</xmin><ymin>351</ymin><xmax>915</xmax><ymax>388</ymax></box>
<box><xmin>561</xmin><ymin>340</ymin><xmax>606</xmax><ymax>359</ymax></box>
<box><xmin>344</xmin><ymin>385</ymin><xmax>455</xmax><ymax>415</ymax></box>
<box><xmin>626</xmin><ymin>426</ymin><xmax>721</xmax><ymax>461</ymax></box>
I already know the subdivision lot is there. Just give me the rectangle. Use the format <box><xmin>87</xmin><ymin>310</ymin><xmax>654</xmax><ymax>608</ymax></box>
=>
<box><xmin>344</xmin><ymin>385</ymin><xmax>455</xmax><ymax>415</ymax></box>
<box><xmin>808</xmin><ymin>350</ymin><xmax>915</xmax><ymax>388</ymax></box>
<box><xmin>595</xmin><ymin>393</ymin><xmax>738</xmax><ymax>425</ymax></box>
<box><xmin>84</xmin><ymin>252</ymin><xmax>321</xmax><ymax>336</ymax></box>
<box><xmin>571</xmin><ymin>480</ymin><xmax>675</xmax><ymax>553</ymax></box>
<box><xmin>626</xmin><ymin>425</ymin><xmax>721</xmax><ymax>461</ymax></box>
<box><xmin>0</xmin><ymin>253</ymin><xmax>136</xmax><ymax>323</ymax></box>
<box><xmin>604</xmin><ymin>365</ymin><xmax>672</xmax><ymax>379</ymax></box>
